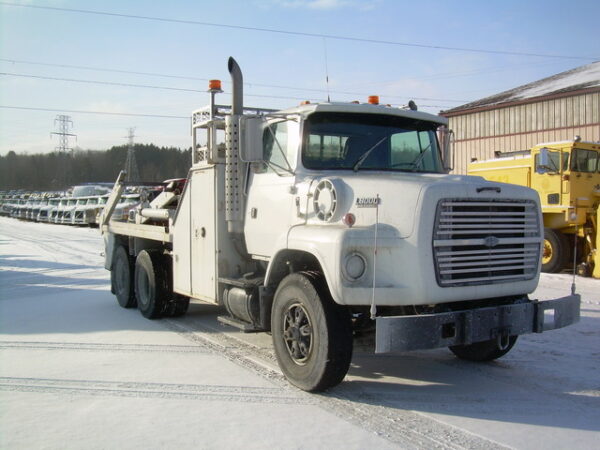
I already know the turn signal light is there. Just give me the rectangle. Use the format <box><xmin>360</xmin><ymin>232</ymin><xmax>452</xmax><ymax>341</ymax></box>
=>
<box><xmin>208</xmin><ymin>79</ymin><xmax>222</xmax><ymax>90</ymax></box>
<box><xmin>368</xmin><ymin>95</ymin><xmax>379</xmax><ymax>105</ymax></box>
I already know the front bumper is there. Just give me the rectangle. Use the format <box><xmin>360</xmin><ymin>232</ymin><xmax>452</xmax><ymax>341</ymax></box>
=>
<box><xmin>375</xmin><ymin>294</ymin><xmax>580</xmax><ymax>353</ymax></box>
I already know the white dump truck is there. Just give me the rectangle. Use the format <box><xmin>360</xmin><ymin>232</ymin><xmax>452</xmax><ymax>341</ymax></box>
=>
<box><xmin>102</xmin><ymin>58</ymin><xmax>580</xmax><ymax>391</ymax></box>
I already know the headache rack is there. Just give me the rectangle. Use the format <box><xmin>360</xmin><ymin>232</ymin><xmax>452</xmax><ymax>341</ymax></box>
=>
<box><xmin>432</xmin><ymin>199</ymin><xmax>541</xmax><ymax>286</ymax></box>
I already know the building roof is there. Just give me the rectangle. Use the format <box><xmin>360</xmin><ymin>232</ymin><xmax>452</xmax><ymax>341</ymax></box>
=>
<box><xmin>442</xmin><ymin>61</ymin><xmax>600</xmax><ymax>115</ymax></box>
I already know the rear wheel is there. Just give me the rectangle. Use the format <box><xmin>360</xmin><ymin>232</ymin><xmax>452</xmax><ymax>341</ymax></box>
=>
<box><xmin>271</xmin><ymin>272</ymin><xmax>353</xmax><ymax>392</ymax></box>
<box><xmin>542</xmin><ymin>228</ymin><xmax>571</xmax><ymax>273</ymax></box>
<box><xmin>134</xmin><ymin>250</ymin><xmax>168</xmax><ymax>319</ymax></box>
<box><xmin>111</xmin><ymin>245</ymin><xmax>136</xmax><ymax>308</ymax></box>
<box><xmin>449</xmin><ymin>335</ymin><xmax>518</xmax><ymax>362</ymax></box>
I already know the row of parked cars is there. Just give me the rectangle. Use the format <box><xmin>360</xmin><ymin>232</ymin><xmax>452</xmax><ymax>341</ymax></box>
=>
<box><xmin>0</xmin><ymin>185</ymin><xmax>141</xmax><ymax>227</ymax></box>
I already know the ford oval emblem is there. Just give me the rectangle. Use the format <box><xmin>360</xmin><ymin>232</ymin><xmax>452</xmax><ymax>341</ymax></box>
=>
<box><xmin>484</xmin><ymin>236</ymin><xmax>500</xmax><ymax>248</ymax></box>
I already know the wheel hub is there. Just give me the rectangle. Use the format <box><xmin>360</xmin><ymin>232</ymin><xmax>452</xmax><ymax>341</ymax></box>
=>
<box><xmin>282</xmin><ymin>303</ymin><xmax>313</xmax><ymax>365</ymax></box>
<box><xmin>542</xmin><ymin>239</ymin><xmax>553</xmax><ymax>264</ymax></box>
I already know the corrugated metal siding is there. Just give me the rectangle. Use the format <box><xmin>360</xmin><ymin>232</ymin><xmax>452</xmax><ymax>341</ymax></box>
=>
<box><xmin>449</xmin><ymin>92</ymin><xmax>600</xmax><ymax>174</ymax></box>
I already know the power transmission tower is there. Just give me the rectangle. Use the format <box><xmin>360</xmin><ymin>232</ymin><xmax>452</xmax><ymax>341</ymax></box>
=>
<box><xmin>50</xmin><ymin>115</ymin><xmax>77</xmax><ymax>152</ymax></box>
<box><xmin>50</xmin><ymin>115</ymin><xmax>77</xmax><ymax>189</ymax></box>
<box><xmin>124</xmin><ymin>127</ymin><xmax>140</xmax><ymax>181</ymax></box>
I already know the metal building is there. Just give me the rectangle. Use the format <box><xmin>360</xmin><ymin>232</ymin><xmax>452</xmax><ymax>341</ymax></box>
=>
<box><xmin>441</xmin><ymin>61</ymin><xmax>600</xmax><ymax>174</ymax></box>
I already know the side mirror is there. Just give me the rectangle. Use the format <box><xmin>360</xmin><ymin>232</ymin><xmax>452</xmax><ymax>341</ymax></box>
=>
<box><xmin>239</xmin><ymin>116</ymin><xmax>264</xmax><ymax>162</ymax></box>
<box><xmin>439</xmin><ymin>127</ymin><xmax>454</xmax><ymax>173</ymax></box>
<box><xmin>536</xmin><ymin>147</ymin><xmax>553</xmax><ymax>174</ymax></box>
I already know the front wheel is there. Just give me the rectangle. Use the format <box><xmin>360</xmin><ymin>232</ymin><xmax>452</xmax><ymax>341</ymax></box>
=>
<box><xmin>271</xmin><ymin>272</ymin><xmax>353</xmax><ymax>392</ymax></box>
<box><xmin>449</xmin><ymin>335</ymin><xmax>518</xmax><ymax>362</ymax></box>
<box><xmin>542</xmin><ymin>228</ymin><xmax>571</xmax><ymax>273</ymax></box>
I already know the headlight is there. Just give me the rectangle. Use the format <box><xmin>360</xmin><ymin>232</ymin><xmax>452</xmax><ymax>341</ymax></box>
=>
<box><xmin>343</xmin><ymin>252</ymin><xmax>367</xmax><ymax>281</ymax></box>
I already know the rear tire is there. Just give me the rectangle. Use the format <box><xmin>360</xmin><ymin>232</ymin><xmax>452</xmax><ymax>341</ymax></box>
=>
<box><xmin>111</xmin><ymin>245</ymin><xmax>136</xmax><ymax>308</ymax></box>
<box><xmin>449</xmin><ymin>336</ymin><xmax>518</xmax><ymax>362</ymax></box>
<box><xmin>271</xmin><ymin>272</ymin><xmax>353</xmax><ymax>392</ymax></box>
<box><xmin>134</xmin><ymin>250</ymin><xmax>168</xmax><ymax>319</ymax></box>
<box><xmin>542</xmin><ymin>228</ymin><xmax>571</xmax><ymax>273</ymax></box>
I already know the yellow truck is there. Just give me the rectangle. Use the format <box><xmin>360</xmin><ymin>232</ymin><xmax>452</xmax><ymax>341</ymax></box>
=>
<box><xmin>467</xmin><ymin>140</ymin><xmax>600</xmax><ymax>278</ymax></box>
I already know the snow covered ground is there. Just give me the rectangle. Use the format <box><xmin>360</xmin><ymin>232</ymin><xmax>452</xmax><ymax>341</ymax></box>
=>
<box><xmin>1</xmin><ymin>216</ymin><xmax>598</xmax><ymax>449</ymax></box>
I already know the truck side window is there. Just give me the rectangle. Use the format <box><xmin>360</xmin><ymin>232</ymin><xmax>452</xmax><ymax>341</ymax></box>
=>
<box><xmin>534</xmin><ymin>151</ymin><xmax>563</xmax><ymax>172</ymax></box>
<box><xmin>263</xmin><ymin>121</ymin><xmax>294</xmax><ymax>174</ymax></box>
<box><xmin>570</xmin><ymin>149</ymin><xmax>598</xmax><ymax>173</ymax></box>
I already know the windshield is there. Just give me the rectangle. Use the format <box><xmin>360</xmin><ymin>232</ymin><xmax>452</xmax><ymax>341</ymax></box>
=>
<box><xmin>302</xmin><ymin>112</ymin><xmax>444</xmax><ymax>173</ymax></box>
<box><xmin>570</xmin><ymin>148</ymin><xmax>599</xmax><ymax>173</ymax></box>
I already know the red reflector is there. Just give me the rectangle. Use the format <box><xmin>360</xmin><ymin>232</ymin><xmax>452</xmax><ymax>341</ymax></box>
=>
<box><xmin>342</xmin><ymin>213</ymin><xmax>356</xmax><ymax>228</ymax></box>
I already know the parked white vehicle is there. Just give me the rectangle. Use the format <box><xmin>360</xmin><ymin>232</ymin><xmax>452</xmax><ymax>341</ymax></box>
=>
<box><xmin>38</xmin><ymin>198</ymin><xmax>60</xmax><ymax>222</ymax></box>
<box><xmin>102</xmin><ymin>58</ymin><xmax>580</xmax><ymax>392</ymax></box>
<box><xmin>72</xmin><ymin>196</ymin><xmax>106</xmax><ymax>226</ymax></box>
<box><xmin>51</xmin><ymin>198</ymin><xmax>68</xmax><ymax>223</ymax></box>
<box><xmin>61</xmin><ymin>198</ymin><xmax>78</xmax><ymax>224</ymax></box>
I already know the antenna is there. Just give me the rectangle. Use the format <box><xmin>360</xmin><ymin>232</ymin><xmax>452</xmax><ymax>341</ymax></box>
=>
<box><xmin>124</xmin><ymin>127</ymin><xmax>140</xmax><ymax>182</ymax></box>
<box><xmin>323</xmin><ymin>38</ymin><xmax>331</xmax><ymax>102</ymax></box>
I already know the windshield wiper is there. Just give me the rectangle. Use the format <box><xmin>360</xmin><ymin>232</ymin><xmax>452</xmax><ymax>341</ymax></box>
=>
<box><xmin>352</xmin><ymin>136</ymin><xmax>388</xmax><ymax>172</ymax></box>
<box><xmin>409</xmin><ymin>143</ymin><xmax>431</xmax><ymax>171</ymax></box>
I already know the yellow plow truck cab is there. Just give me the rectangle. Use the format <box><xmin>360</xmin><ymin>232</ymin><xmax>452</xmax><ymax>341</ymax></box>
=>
<box><xmin>468</xmin><ymin>140</ymin><xmax>600</xmax><ymax>277</ymax></box>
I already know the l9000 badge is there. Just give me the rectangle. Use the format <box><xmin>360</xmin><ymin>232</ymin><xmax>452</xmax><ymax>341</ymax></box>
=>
<box><xmin>356</xmin><ymin>197</ymin><xmax>380</xmax><ymax>208</ymax></box>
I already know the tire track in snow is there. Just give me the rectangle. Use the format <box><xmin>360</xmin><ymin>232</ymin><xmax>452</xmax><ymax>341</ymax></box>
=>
<box><xmin>162</xmin><ymin>319</ymin><xmax>508</xmax><ymax>450</ymax></box>
<box><xmin>0</xmin><ymin>377</ymin><xmax>311</xmax><ymax>405</ymax></box>
<box><xmin>0</xmin><ymin>341</ymin><xmax>215</xmax><ymax>354</ymax></box>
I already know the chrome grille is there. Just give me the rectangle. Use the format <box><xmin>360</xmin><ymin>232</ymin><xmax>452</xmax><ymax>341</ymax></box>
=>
<box><xmin>433</xmin><ymin>199</ymin><xmax>541</xmax><ymax>286</ymax></box>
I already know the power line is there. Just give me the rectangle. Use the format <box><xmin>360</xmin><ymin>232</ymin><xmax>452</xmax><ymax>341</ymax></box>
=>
<box><xmin>0</xmin><ymin>1</ymin><xmax>596</xmax><ymax>61</ymax></box>
<box><xmin>0</xmin><ymin>57</ymin><xmax>211</xmax><ymax>82</ymax></box>
<box><xmin>0</xmin><ymin>71</ymin><xmax>467</xmax><ymax>103</ymax></box>
<box><xmin>0</xmin><ymin>105</ymin><xmax>188</xmax><ymax>119</ymax></box>
<box><xmin>0</xmin><ymin>101</ymin><xmax>457</xmax><ymax>123</ymax></box>
<box><xmin>0</xmin><ymin>57</ymin><xmax>483</xmax><ymax>101</ymax></box>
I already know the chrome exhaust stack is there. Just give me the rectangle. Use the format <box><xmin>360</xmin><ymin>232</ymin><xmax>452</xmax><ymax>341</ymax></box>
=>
<box><xmin>228</xmin><ymin>57</ymin><xmax>243</xmax><ymax>115</ymax></box>
<box><xmin>225</xmin><ymin>57</ymin><xmax>244</xmax><ymax>233</ymax></box>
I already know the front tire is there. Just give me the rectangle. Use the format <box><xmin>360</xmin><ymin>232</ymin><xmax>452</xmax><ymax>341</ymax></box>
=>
<box><xmin>271</xmin><ymin>272</ymin><xmax>353</xmax><ymax>392</ymax></box>
<box><xmin>111</xmin><ymin>245</ymin><xmax>136</xmax><ymax>308</ymax></box>
<box><xmin>542</xmin><ymin>228</ymin><xmax>571</xmax><ymax>273</ymax></box>
<box><xmin>134</xmin><ymin>250</ymin><xmax>168</xmax><ymax>319</ymax></box>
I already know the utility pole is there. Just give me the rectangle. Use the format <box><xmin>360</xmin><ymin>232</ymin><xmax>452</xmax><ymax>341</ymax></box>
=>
<box><xmin>50</xmin><ymin>115</ymin><xmax>77</xmax><ymax>189</ymax></box>
<box><xmin>124</xmin><ymin>127</ymin><xmax>140</xmax><ymax>182</ymax></box>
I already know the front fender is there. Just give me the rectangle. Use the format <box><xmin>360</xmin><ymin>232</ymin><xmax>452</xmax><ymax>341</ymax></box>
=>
<box><xmin>272</xmin><ymin>225</ymin><xmax>345</xmax><ymax>304</ymax></box>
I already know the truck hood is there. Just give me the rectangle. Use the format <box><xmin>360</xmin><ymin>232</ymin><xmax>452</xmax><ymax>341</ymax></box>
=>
<box><xmin>304</xmin><ymin>172</ymin><xmax>538</xmax><ymax>238</ymax></box>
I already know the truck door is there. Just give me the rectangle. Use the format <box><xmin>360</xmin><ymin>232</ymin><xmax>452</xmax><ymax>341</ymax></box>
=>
<box><xmin>532</xmin><ymin>149</ymin><xmax>564</xmax><ymax>206</ymax></box>
<box><xmin>244</xmin><ymin>119</ymin><xmax>301</xmax><ymax>258</ymax></box>
<box><xmin>190</xmin><ymin>167</ymin><xmax>217</xmax><ymax>302</ymax></box>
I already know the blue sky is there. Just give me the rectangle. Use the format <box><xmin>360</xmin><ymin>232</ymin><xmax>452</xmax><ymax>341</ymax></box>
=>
<box><xmin>1</xmin><ymin>0</ymin><xmax>599</xmax><ymax>155</ymax></box>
